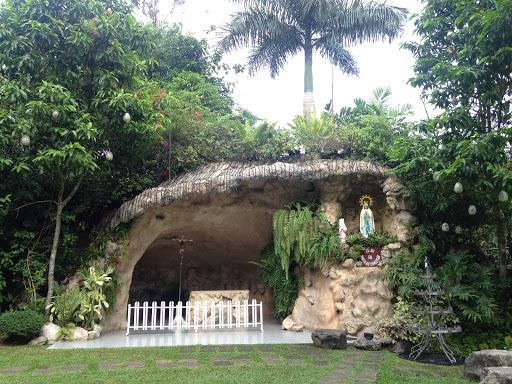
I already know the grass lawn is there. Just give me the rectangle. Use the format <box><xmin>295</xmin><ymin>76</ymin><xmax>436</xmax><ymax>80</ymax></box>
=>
<box><xmin>0</xmin><ymin>344</ymin><xmax>472</xmax><ymax>384</ymax></box>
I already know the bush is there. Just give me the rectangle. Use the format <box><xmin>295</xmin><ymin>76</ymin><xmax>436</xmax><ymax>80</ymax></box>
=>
<box><xmin>0</xmin><ymin>310</ymin><xmax>43</xmax><ymax>337</ymax></box>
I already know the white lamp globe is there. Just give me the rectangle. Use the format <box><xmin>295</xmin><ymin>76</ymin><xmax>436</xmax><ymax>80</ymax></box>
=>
<box><xmin>498</xmin><ymin>191</ymin><xmax>509</xmax><ymax>202</ymax></box>
<box><xmin>454</xmin><ymin>182</ymin><xmax>463</xmax><ymax>194</ymax></box>
<box><xmin>468</xmin><ymin>205</ymin><xmax>477</xmax><ymax>215</ymax></box>
<box><xmin>123</xmin><ymin>112</ymin><xmax>131</xmax><ymax>123</ymax></box>
<box><xmin>52</xmin><ymin>110</ymin><xmax>59</xmax><ymax>120</ymax></box>
<box><xmin>105</xmin><ymin>151</ymin><xmax>113</xmax><ymax>161</ymax></box>
<box><xmin>455</xmin><ymin>226</ymin><xmax>463</xmax><ymax>235</ymax></box>
<box><xmin>442</xmin><ymin>223</ymin><xmax>450</xmax><ymax>232</ymax></box>
<box><xmin>20</xmin><ymin>134</ymin><xmax>30</xmax><ymax>146</ymax></box>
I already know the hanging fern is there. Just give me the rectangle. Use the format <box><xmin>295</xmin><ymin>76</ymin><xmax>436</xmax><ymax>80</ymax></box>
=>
<box><xmin>272</xmin><ymin>202</ymin><xmax>342</xmax><ymax>278</ymax></box>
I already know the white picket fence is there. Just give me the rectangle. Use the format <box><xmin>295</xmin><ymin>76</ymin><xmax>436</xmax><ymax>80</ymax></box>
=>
<box><xmin>126</xmin><ymin>299</ymin><xmax>264</xmax><ymax>335</ymax></box>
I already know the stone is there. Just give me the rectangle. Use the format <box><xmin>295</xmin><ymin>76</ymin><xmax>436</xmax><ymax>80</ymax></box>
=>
<box><xmin>464</xmin><ymin>350</ymin><xmax>512</xmax><ymax>381</ymax></box>
<box><xmin>354</xmin><ymin>338</ymin><xmax>382</xmax><ymax>351</ymax></box>
<box><xmin>72</xmin><ymin>327</ymin><xmax>89</xmax><ymax>341</ymax></box>
<box><xmin>481</xmin><ymin>367</ymin><xmax>512</xmax><ymax>384</ymax></box>
<box><xmin>88</xmin><ymin>324</ymin><xmax>102</xmax><ymax>340</ymax></box>
<box><xmin>40</xmin><ymin>322</ymin><xmax>61</xmax><ymax>343</ymax></box>
<box><xmin>311</xmin><ymin>329</ymin><xmax>347</xmax><ymax>350</ymax></box>
<box><xmin>388</xmin><ymin>340</ymin><xmax>410</xmax><ymax>354</ymax></box>
<box><xmin>28</xmin><ymin>336</ymin><xmax>47</xmax><ymax>346</ymax></box>
<box><xmin>288</xmin><ymin>266</ymin><xmax>394</xmax><ymax>337</ymax></box>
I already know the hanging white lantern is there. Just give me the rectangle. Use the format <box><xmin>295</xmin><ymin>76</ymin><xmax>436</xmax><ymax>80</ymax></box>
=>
<box><xmin>52</xmin><ymin>110</ymin><xmax>59</xmax><ymax>120</ymax></box>
<box><xmin>105</xmin><ymin>150</ymin><xmax>113</xmax><ymax>161</ymax></box>
<box><xmin>468</xmin><ymin>205</ymin><xmax>477</xmax><ymax>215</ymax></box>
<box><xmin>442</xmin><ymin>223</ymin><xmax>450</xmax><ymax>232</ymax></box>
<box><xmin>1</xmin><ymin>64</ymin><xmax>7</xmax><ymax>71</ymax></box>
<box><xmin>455</xmin><ymin>226</ymin><xmax>463</xmax><ymax>235</ymax></box>
<box><xmin>20</xmin><ymin>134</ymin><xmax>30</xmax><ymax>146</ymax></box>
<box><xmin>454</xmin><ymin>182</ymin><xmax>463</xmax><ymax>194</ymax></box>
<box><xmin>498</xmin><ymin>190</ymin><xmax>509</xmax><ymax>202</ymax></box>
<box><xmin>439</xmin><ymin>144</ymin><xmax>445</xmax><ymax>150</ymax></box>
<box><xmin>123</xmin><ymin>112</ymin><xmax>131</xmax><ymax>123</ymax></box>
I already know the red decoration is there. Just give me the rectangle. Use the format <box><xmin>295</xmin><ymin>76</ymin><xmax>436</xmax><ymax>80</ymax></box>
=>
<box><xmin>360</xmin><ymin>247</ymin><xmax>382</xmax><ymax>267</ymax></box>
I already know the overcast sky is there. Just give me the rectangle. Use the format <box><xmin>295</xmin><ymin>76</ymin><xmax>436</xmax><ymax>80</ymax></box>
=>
<box><xmin>149</xmin><ymin>0</ymin><xmax>433</xmax><ymax>127</ymax></box>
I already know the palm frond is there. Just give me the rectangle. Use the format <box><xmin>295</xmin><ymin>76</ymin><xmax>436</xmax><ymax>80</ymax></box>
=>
<box><xmin>314</xmin><ymin>37</ymin><xmax>359</xmax><ymax>76</ymax></box>
<box><xmin>328</xmin><ymin>0</ymin><xmax>408</xmax><ymax>46</ymax></box>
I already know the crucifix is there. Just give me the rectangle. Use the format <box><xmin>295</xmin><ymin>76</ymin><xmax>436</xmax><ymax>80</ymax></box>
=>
<box><xmin>172</xmin><ymin>234</ymin><xmax>194</xmax><ymax>303</ymax></box>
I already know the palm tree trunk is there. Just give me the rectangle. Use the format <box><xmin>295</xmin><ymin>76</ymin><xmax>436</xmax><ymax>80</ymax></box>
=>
<box><xmin>303</xmin><ymin>25</ymin><xmax>315</xmax><ymax>117</ymax></box>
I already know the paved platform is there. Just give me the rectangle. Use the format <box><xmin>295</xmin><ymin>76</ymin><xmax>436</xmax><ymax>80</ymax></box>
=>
<box><xmin>49</xmin><ymin>318</ymin><xmax>318</xmax><ymax>349</ymax></box>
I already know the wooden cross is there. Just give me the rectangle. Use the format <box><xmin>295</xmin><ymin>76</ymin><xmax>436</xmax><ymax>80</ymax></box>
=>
<box><xmin>172</xmin><ymin>234</ymin><xmax>194</xmax><ymax>303</ymax></box>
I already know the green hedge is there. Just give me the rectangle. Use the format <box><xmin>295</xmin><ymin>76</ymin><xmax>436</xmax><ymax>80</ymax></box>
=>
<box><xmin>0</xmin><ymin>310</ymin><xmax>44</xmax><ymax>337</ymax></box>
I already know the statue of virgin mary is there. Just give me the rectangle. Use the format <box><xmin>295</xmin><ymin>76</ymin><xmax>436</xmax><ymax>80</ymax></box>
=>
<box><xmin>359</xmin><ymin>195</ymin><xmax>375</xmax><ymax>238</ymax></box>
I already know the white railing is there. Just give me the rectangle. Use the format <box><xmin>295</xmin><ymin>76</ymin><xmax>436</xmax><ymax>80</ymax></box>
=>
<box><xmin>126</xmin><ymin>299</ymin><xmax>264</xmax><ymax>335</ymax></box>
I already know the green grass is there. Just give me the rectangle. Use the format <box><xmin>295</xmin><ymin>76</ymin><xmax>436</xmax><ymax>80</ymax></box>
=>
<box><xmin>0</xmin><ymin>344</ymin><xmax>471</xmax><ymax>384</ymax></box>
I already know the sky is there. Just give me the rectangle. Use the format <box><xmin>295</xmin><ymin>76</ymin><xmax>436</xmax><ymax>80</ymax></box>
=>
<box><xmin>150</xmin><ymin>0</ymin><xmax>432</xmax><ymax>127</ymax></box>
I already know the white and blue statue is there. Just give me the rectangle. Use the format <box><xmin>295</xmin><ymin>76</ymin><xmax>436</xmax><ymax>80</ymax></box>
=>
<box><xmin>359</xmin><ymin>195</ymin><xmax>375</xmax><ymax>238</ymax></box>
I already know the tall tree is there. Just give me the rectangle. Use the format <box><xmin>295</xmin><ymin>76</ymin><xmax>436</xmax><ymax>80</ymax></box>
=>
<box><xmin>396</xmin><ymin>0</ymin><xmax>512</xmax><ymax>276</ymax></box>
<box><xmin>219</xmin><ymin>0</ymin><xmax>408</xmax><ymax>116</ymax></box>
<box><xmin>0</xmin><ymin>0</ymin><xmax>164</xmax><ymax>312</ymax></box>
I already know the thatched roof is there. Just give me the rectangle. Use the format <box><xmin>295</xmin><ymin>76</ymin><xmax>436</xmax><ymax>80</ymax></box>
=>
<box><xmin>105</xmin><ymin>159</ymin><xmax>389</xmax><ymax>232</ymax></box>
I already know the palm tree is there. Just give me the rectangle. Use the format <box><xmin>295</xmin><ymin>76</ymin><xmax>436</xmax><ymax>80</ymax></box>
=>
<box><xmin>219</xmin><ymin>0</ymin><xmax>408</xmax><ymax>116</ymax></box>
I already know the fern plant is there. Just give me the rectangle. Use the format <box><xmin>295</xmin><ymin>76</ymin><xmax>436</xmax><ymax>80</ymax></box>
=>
<box><xmin>251</xmin><ymin>241</ymin><xmax>301</xmax><ymax>319</ymax></box>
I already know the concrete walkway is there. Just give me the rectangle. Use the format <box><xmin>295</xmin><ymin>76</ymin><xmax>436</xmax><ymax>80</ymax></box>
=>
<box><xmin>49</xmin><ymin>318</ymin><xmax>319</xmax><ymax>349</ymax></box>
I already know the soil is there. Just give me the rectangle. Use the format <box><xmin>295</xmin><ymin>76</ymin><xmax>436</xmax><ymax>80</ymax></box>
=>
<box><xmin>399</xmin><ymin>352</ymin><xmax>465</xmax><ymax>366</ymax></box>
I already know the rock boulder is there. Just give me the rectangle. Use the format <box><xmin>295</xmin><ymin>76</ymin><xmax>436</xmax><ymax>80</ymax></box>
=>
<box><xmin>354</xmin><ymin>338</ymin><xmax>382</xmax><ymax>351</ymax></box>
<box><xmin>40</xmin><ymin>322</ymin><xmax>61</xmax><ymax>343</ymax></box>
<box><xmin>481</xmin><ymin>367</ymin><xmax>512</xmax><ymax>384</ymax></box>
<box><xmin>311</xmin><ymin>329</ymin><xmax>347</xmax><ymax>350</ymax></box>
<box><xmin>464</xmin><ymin>350</ymin><xmax>512</xmax><ymax>381</ymax></box>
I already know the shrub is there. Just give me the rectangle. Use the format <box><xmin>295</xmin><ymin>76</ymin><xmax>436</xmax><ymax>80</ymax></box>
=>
<box><xmin>346</xmin><ymin>231</ymin><xmax>397</xmax><ymax>247</ymax></box>
<box><xmin>0</xmin><ymin>310</ymin><xmax>43</xmax><ymax>337</ymax></box>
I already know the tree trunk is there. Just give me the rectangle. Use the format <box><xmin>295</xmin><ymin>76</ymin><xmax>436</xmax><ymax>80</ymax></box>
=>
<box><xmin>45</xmin><ymin>201</ymin><xmax>64</xmax><ymax>315</ymax></box>
<box><xmin>44</xmin><ymin>173</ymin><xmax>84</xmax><ymax>316</ymax></box>
<box><xmin>303</xmin><ymin>24</ymin><xmax>315</xmax><ymax>117</ymax></box>
<box><xmin>493</xmin><ymin>204</ymin><xmax>508</xmax><ymax>277</ymax></box>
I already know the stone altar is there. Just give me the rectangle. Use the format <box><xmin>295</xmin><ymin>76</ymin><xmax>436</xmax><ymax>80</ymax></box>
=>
<box><xmin>188</xmin><ymin>290</ymin><xmax>250</xmax><ymax>325</ymax></box>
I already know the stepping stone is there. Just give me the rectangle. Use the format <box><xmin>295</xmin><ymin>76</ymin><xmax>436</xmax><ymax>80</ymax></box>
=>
<box><xmin>352</xmin><ymin>373</ymin><xmax>378</xmax><ymax>382</ymax></box>
<box><xmin>262</xmin><ymin>356</ymin><xmax>280</xmax><ymax>360</ymax></box>
<box><xmin>339</xmin><ymin>362</ymin><xmax>355</xmax><ymax>368</ymax></box>
<box><xmin>213</xmin><ymin>361</ymin><xmax>233</xmax><ymax>366</ymax></box>
<box><xmin>362</xmin><ymin>364</ymin><xmax>380</xmax><ymax>370</ymax></box>
<box><xmin>199</xmin><ymin>347</ymin><xmax>216</xmax><ymax>352</ymax></box>
<box><xmin>218</xmin><ymin>347</ymin><xmax>235</xmax><ymax>352</ymax></box>
<box><xmin>234</xmin><ymin>360</ymin><xmax>254</xmax><ymax>365</ymax></box>
<box><xmin>179</xmin><ymin>348</ymin><xmax>196</xmax><ymax>353</ymax></box>
<box><xmin>0</xmin><ymin>366</ymin><xmax>27</xmax><ymax>374</ymax></box>
<box><xmin>181</xmin><ymin>363</ymin><xmax>201</xmax><ymax>367</ymax></box>
<box><xmin>232</xmin><ymin>355</ymin><xmax>251</xmax><ymax>360</ymax></box>
<box><xmin>156</xmin><ymin>359</ymin><xmax>178</xmax><ymax>368</ymax></box>
<box><xmin>345</xmin><ymin>353</ymin><xmax>364</xmax><ymax>357</ymax></box>
<box><xmin>318</xmin><ymin>379</ymin><xmax>343</xmax><ymax>384</ymax></box>
<box><xmin>62</xmin><ymin>364</ymin><xmax>86</xmax><ymax>372</ymax></box>
<box><xmin>99</xmin><ymin>362</ymin><xmax>120</xmax><ymax>370</ymax></box>
<box><xmin>38</xmin><ymin>365</ymin><xmax>60</xmax><ymax>369</ymax></box>
<box><xmin>126</xmin><ymin>365</ymin><xmax>144</xmax><ymax>370</ymax></box>
<box><xmin>287</xmin><ymin>360</ymin><xmax>304</xmax><ymax>365</ymax></box>
<box><xmin>124</xmin><ymin>361</ymin><xmax>142</xmax><ymax>365</ymax></box>
<box><xmin>285</xmin><ymin>356</ymin><xmax>302</xmax><ymax>359</ymax></box>
<box><xmin>327</xmin><ymin>368</ymin><xmax>351</xmax><ymax>378</ymax></box>
<box><xmin>238</xmin><ymin>346</ymin><xmax>254</xmax><ymax>352</ymax></box>
<box><xmin>178</xmin><ymin>359</ymin><xmax>198</xmax><ymax>363</ymax></box>
<box><xmin>264</xmin><ymin>360</ymin><xmax>282</xmax><ymax>365</ymax></box>
<box><xmin>258</xmin><ymin>346</ymin><xmax>276</xmax><ymax>352</ymax></box>
<box><xmin>392</xmin><ymin>369</ymin><xmax>407</xmax><ymax>375</ymax></box>
<box><xmin>312</xmin><ymin>359</ymin><xmax>330</xmax><ymax>366</ymax></box>
<box><xmin>211</xmin><ymin>357</ymin><xmax>229</xmax><ymax>362</ymax></box>
<box><xmin>33</xmin><ymin>368</ymin><xmax>56</xmax><ymax>374</ymax></box>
